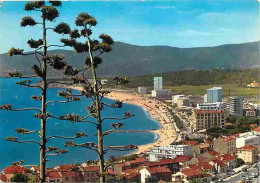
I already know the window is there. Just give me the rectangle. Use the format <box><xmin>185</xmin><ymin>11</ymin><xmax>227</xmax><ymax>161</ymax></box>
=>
<box><xmin>65</xmin><ymin>177</ymin><xmax>69</xmax><ymax>181</ymax></box>
<box><xmin>57</xmin><ymin>179</ymin><xmax>60</xmax><ymax>182</ymax></box>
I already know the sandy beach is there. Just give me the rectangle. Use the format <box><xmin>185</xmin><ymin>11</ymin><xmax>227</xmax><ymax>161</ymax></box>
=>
<box><xmin>106</xmin><ymin>90</ymin><xmax>178</xmax><ymax>154</ymax></box>
<box><xmin>68</xmin><ymin>86</ymin><xmax>178</xmax><ymax>154</ymax></box>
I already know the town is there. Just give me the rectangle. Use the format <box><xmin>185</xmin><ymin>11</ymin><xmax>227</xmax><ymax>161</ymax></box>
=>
<box><xmin>1</xmin><ymin>76</ymin><xmax>259</xmax><ymax>183</ymax></box>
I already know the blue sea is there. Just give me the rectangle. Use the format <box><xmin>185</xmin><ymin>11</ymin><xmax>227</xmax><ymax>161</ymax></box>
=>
<box><xmin>0</xmin><ymin>78</ymin><xmax>160</xmax><ymax>170</ymax></box>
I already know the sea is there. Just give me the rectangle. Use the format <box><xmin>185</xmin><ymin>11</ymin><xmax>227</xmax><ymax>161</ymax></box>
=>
<box><xmin>0</xmin><ymin>78</ymin><xmax>160</xmax><ymax>170</ymax></box>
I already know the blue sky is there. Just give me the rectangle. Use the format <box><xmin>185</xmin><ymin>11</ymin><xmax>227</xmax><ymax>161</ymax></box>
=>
<box><xmin>0</xmin><ymin>0</ymin><xmax>259</xmax><ymax>53</ymax></box>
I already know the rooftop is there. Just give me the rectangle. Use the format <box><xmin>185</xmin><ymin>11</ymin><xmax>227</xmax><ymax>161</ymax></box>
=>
<box><xmin>183</xmin><ymin>141</ymin><xmax>199</xmax><ymax>146</ymax></box>
<box><xmin>252</xmin><ymin>126</ymin><xmax>260</xmax><ymax>132</ymax></box>
<box><xmin>146</xmin><ymin>166</ymin><xmax>172</xmax><ymax>174</ymax></box>
<box><xmin>2</xmin><ymin>165</ymin><xmax>29</xmax><ymax>174</ymax></box>
<box><xmin>221</xmin><ymin>136</ymin><xmax>235</xmax><ymax>141</ymax></box>
<box><xmin>195</xmin><ymin>110</ymin><xmax>225</xmax><ymax>114</ymax></box>
<box><xmin>238</xmin><ymin>145</ymin><xmax>255</xmax><ymax>150</ymax></box>
<box><xmin>181</xmin><ymin>168</ymin><xmax>203</xmax><ymax>177</ymax></box>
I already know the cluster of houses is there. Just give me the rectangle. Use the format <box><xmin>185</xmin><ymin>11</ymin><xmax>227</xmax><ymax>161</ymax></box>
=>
<box><xmin>1</xmin><ymin>126</ymin><xmax>259</xmax><ymax>183</ymax></box>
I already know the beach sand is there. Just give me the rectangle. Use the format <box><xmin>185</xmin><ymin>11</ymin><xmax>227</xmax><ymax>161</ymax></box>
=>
<box><xmin>69</xmin><ymin>86</ymin><xmax>178</xmax><ymax>155</ymax></box>
<box><xmin>106</xmin><ymin>90</ymin><xmax>178</xmax><ymax>154</ymax></box>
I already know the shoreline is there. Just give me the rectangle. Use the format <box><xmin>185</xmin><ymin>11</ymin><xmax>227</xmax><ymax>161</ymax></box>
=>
<box><xmin>69</xmin><ymin>86</ymin><xmax>178</xmax><ymax>155</ymax></box>
<box><xmin>106</xmin><ymin>90</ymin><xmax>178</xmax><ymax>154</ymax></box>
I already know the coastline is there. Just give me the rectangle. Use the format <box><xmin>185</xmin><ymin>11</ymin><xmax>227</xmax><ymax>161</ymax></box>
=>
<box><xmin>69</xmin><ymin>86</ymin><xmax>178</xmax><ymax>155</ymax></box>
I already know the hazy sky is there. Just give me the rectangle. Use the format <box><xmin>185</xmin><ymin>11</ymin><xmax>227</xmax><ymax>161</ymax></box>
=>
<box><xmin>0</xmin><ymin>0</ymin><xmax>259</xmax><ymax>53</ymax></box>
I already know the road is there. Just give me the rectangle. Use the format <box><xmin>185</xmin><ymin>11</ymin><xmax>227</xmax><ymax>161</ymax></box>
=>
<box><xmin>224</xmin><ymin>167</ymin><xmax>259</xmax><ymax>183</ymax></box>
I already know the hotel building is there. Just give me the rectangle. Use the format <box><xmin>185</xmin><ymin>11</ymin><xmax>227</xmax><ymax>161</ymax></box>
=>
<box><xmin>191</xmin><ymin>110</ymin><xmax>226</xmax><ymax>131</ymax></box>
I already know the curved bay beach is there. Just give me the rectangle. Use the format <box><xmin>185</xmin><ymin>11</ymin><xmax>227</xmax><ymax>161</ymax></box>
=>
<box><xmin>71</xmin><ymin>86</ymin><xmax>179</xmax><ymax>155</ymax></box>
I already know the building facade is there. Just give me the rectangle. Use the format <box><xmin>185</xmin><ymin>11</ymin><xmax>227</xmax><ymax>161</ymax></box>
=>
<box><xmin>196</xmin><ymin>102</ymin><xmax>227</xmax><ymax>111</ymax></box>
<box><xmin>213</xmin><ymin>137</ymin><xmax>236</xmax><ymax>155</ymax></box>
<box><xmin>176</xmin><ymin>97</ymin><xmax>190</xmax><ymax>108</ymax></box>
<box><xmin>151</xmin><ymin>89</ymin><xmax>173</xmax><ymax>99</ymax></box>
<box><xmin>148</xmin><ymin>145</ymin><xmax>193</xmax><ymax>162</ymax></box>
<box><xmin>191</xmin><ymin>110</ymin><xmax>226</xmax><ymax>131</ymax></box>
<box><xmin>227</xmin><ymin>96</ymin><xmax>243</xmax><ymax>116</ymax></box>
<box><xmin>236</xmin><ymin>132</ymin><xmax>260</xmax><ymax>148</ymax></box>
<box><xmin>237</xmin><ymin>145</ymin><xmax>259</xmax><ymax>164</ymax></box>
<box><xmin>206</xmin><ymin>87</ymin><xmax>222</xmax><ymax>103</ymax></box>
<box><xmin>137</xmin><ymin>87</ymin><xmax>147</xmax><ymax>94</ymax></box>
<box><xmin>154</xmin><ymin>77</ymin><xmax>163</xmax><ymax>90</ymax></box>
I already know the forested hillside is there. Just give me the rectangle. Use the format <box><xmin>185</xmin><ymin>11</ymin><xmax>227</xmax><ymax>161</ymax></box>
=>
<box><xmin>126</xmin><ymin>69</ymin><xmax>260</xmax><ymax>88</ymax></box>
<box><xmin>0</xmin><ymin>41</ymin><xmax>259</xmax><ymax>77</ymax></box>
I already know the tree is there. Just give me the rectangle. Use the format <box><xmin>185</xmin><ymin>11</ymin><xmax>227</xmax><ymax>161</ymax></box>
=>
<box><xmin>0</xmin><ymin>1</ymin><xmax>86</xmax><ymax>182</ymax></box>
<box><xmin>236</xmin><ymin>158</ymin><xmax>245</xmax><ymax>167</ymax></box>
<box><xmin>10</xmin><ymin>173</ymin><xmax>29</xmax><ymax>182</ymax></box>
<box><xmin>58</xmin><ymin>12</ymin><xmax>137</xmax><ymax>183</ymax></box>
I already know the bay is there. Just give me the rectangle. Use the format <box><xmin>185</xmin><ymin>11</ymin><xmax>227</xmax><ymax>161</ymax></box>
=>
<box><xmin>0</xmin><ymin>78</ymin><xmax>160</xmax><ymax>170</ymax></box>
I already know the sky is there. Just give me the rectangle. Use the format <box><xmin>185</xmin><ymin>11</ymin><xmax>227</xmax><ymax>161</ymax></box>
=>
<box><xmin>0</xmin><ymin>0</ymin><xmax>259</xmax><ymax>53</ymax></box>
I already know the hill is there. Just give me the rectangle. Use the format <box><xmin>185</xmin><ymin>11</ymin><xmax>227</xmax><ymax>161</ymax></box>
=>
<box><xmin>127</xmin><ymin>69</ymin><xmax>260</xmax><ymax>88</ymax></box>
<box><xmin>0</xmin><ymin>41</ymin><xmax>259</xmax><ymax>77</ymax></box>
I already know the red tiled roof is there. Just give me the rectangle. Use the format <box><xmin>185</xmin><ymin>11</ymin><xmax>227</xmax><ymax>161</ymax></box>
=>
<box><xmin>173</xmin><ymin>155</ymin><xmax>193</xmax><ymax>163</ymax></box>
<box><xmin>211</xmin><ymin>159</ymin><xmax>227</xmax><ymax>167</ymax></box>
<box><xmin>82</xmin><ymin>166</ymin><xmax>100</xmax><ymax>172</ymax></box>
<box><xmin>189</xmin><ymin>162</ymin><xmax>213</xmax><ymax>171</ymax></box>
<box><xmin>197</xmin><ymin>162</ymin><xmax>213</xmax><ymax>170</ymax></box>
<box><xmin>126</xmin><ymin>157</ymin><xmax>147</xmax><ymax>165</ymax></box>
<box><xmin>2</xmin><ymin>165</ymin><xmax>29</xmax><ymax>174</ymax></box>
<box><xmin>195</xmin><ymin>110</ymin><xmax>225</xmax><ymax>114</ymax></box>
<box><xmin>56</xmin><ymin>164</ymin><xmax>74</xmax><ymax>170</ymax></box>
<box><xmin>82</xmin><ymin>166</ymin><xmax>115</xmax><ymax>175</ymax></box>
<box><xmin>60</xmin><ymin>170</ymin><xmax>75</xmax><ymax>177</ymax></box>
<box><xmin>232</xmin><ymin>133</ymin><xmax>241</xmax><ymax>137</ymax></box>
<box><xmin>222</xmin><ymin>136</ymin><xmax>235</xmax><ymax>141</ymax></box>
<box><xmin>216</xmin><ymin>154</ymin><xmax>236</xmax><ymax>162</ymax></box>
<box><xmin>144</xmin><ymin>158</ymin><xmax>178</xmax><ymax>167</ymax></box>
<box><xmin>198</xmin><ymin>157</ymin><xmax>207</xmax><ymax>163</ymax></box>
<box><xmin>0</xmin><ymin>174</ymin><xmax>7</xmax><ymax>182</ymax></box>
<box><xmin>46</xmin><ymin>169</ymin><xmax>62</xmax><ymax>179</ymax></box>
<box><xmin>183</xmin><ymin>141</ymin><xmax>199</xmax><ymax>146</ymax></box>
<box><xmin>181</xmin><ymin>168</ymin><xmax>203</xmax><ymax>177</ymax></box>
<box><xmin>252</xmin><ymin>126</ymin><xmax>260</xmax><ymax>132</ymax></box>
<box><xmin>208</xmin><ymin>151</ymin><xmax>220</xmax><ymax>156</ymax></box>
<box><xmin>238</xmin><ymin>145</ymin><xmax>254</xmax><ymax>150</ymax></box>
<box><xmin>147</xmin><ymin>166</ymin><xmax>172</xmax><ymax>174</ymax></box>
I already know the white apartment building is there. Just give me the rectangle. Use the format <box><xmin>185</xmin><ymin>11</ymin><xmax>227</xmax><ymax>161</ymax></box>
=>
<box><xmin>151</xmin><ymin>89</ymin><xmax>173</xmax><ymax>99</ymax></box>
<box><xmin>227</xmin><ymin>96</ymin><xmax>243</xmax><ymax>116</ymax></box>
<box><xmin>148</xmin><ymin>145</ymin><xmax>193</xmax><ymax>162</ymax></box>
<box><xmin>173</xmin><ymin>95</ymin><xmax>185</xmax><ymax>104</ymax></box>
<box><xmin>138</xmin><ymin>86</ymin><xmax>147</xmax><ymax>94</ymax></box>
<box><xmin>196</xmin><ymin>102</ymin><xmax>227</xmax><ymax>111</ymax></box>
<box><xmin>154</xmin><ymin>77</ymin><xmax>163</xmax><ymax>90</ymax></box>
<box><xmin>236</xmin><ymin>131</ymin><xmax>260</xmax><ymax>148</ymax></box>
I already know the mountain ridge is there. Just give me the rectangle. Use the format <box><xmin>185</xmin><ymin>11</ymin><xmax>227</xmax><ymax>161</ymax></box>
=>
<box><xmin>0</xmin><ymin>41</ymin><xmax>259</xmax><ymax>77</ymax></box>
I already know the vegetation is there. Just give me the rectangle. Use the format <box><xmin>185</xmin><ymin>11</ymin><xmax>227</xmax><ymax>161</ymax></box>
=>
<box><xmin>236</xmin><ymin>158</ymin><xmax>245</xmax><ymax>167</ymax></box>
<box><xmin>127</xmin><ymin>69</ymin><xmax>259</xmax><ymax>95</ymax></box>
<box><xmin>0</xmin><ymin>1</ymin><xmax>88</xmax><ymax>182</ymax></box>
<box><xmin>206</xmin><ymin>126</ymin><xmax>251</xmax><ymax>138</ymax></box>
<box><xmin>169</xmin><ymin>84</ymin><xmax>259</xmax><ymax>96</ymax></box>
<box><xmin>226</xmin><ymin>115</ymin><xmax>260</xmax><ymax>128</ymax></box>
<box><xmin>57</xmin><ymin>13</ymin><xmax>136</xmax><ymax>183</ymax></box>
<box><xmin>173</xmin><ymin>115</ymin><xmax>183</xmax><ymax>129</ymax></box>
<box><xmin>10</xmin><ymin>173</ymin><xmax>29</xmax><ymax>182</ymax></box>
<box><xmin>1</xmin><ymin>41</ymin><xmax>259</xmax><ymax>77</ymax></box>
